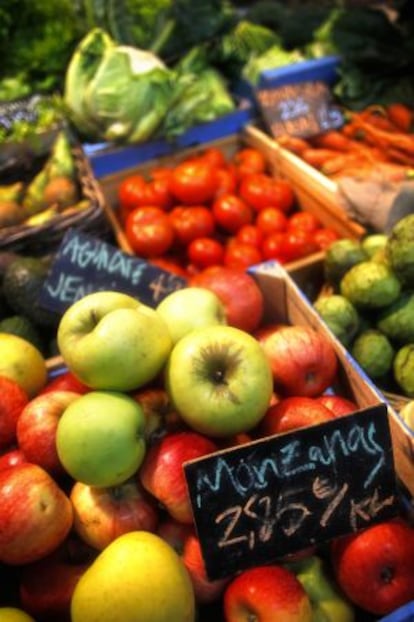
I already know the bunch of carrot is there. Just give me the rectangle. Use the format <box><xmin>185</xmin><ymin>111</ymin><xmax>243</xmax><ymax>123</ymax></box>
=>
<box><xmin>277</xmin><ymin>103</ymin><xmax>414</xmax><ymax>181</ymax></box>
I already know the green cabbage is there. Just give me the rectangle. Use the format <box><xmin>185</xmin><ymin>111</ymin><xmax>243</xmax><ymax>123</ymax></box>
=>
<box><xmin>64</xmin><ymin>28</ymin><xmax>175</xmax><ymax>143</ymax></box>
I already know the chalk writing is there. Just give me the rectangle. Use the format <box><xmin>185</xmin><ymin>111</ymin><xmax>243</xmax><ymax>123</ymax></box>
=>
<box><xmin>184</xmin><ymin>406</ymin><xmax>398</xmax><ymax>580</ymax></box>
<box><xmin>39</xmin><ymin>228</ymin><xmax>187</xmax><ymax>314</ymax></box>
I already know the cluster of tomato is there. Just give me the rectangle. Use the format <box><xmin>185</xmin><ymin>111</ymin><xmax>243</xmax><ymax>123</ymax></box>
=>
<box><xmin>117</xmin><ymin>145</ymin><xmax>341</xmax><ymax>276</ymax></box>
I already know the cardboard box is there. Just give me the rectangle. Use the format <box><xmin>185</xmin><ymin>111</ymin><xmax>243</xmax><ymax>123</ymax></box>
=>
<box><xmin>98</xmin><ymin>124</ymin><xmax>363</xmax><ymax>266</ymax></box>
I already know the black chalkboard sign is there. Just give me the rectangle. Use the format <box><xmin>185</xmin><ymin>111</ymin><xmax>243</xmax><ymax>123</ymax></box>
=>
<box><xmin>39</xmin><ymin>228</ymin><xmax>187</xmax><ymax>314</ymax></box>
<box><xmin>255</xmin><ymin>80</ymin><xmax>343</xmax><ymax>139</ymax></box>
<box><xmin>184</xmin><ymin>405</ymin><xmax>398</xmax><ymax>581</ymax></box>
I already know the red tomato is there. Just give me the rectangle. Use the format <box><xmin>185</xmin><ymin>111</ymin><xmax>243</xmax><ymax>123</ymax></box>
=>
<box><xmin>145</xmin><ymin>176</ymin><xmax>173</xmax><ymax>210</ymax></box>
<box><xmin>118</xmin><ymin>175</ymin><xmax>147</xmax><ymax>212</ymax></box>
<box><xmin>224</xmin><ymin>241</ymin><xmax>262</xmax><ymax>271</ymax></box>
<box><xmin>236</xmin><ymin>224</ymin><xmax>263</xmax><ymax>248</ymax></box>
<box><xmin>281</xmin><ymin>229</ymin><xmax>318</xmax><ymax>262</ymax></box>
<box><xmin>125</xmin><ymin>206</ymin><xmax>174</xmax><ymax>258</ymax></box>
<box><xmin>288</xmin><ymin>211</ymin><xmax>321</xmax><ymax>233</ymax></box>
<box><xmin>314</xmin><ymin>227</ymin><xmax>341</xmax><ymax>250</ymax></box>
<box><xmin>169</xmin><ymin>206</ymin><xmax>215</xmax><ymax>246</ymax></box>
<box><xmin>256</xmin><ymin>207</ymin><xmax>289</xmax><ymax>235</ymax></box>
<box><xmin>200</xmin><ymin>147</ymin><xmax>227</xmax><ymax>169</ymax></box>
<box><xmin>188</xmin><ymin>237</ymin><xmax>225</xmax><ymax>269</ymax></box>
<box><xmin>239</xmin><ymin>174</ymin><xmax>295</xmax><ymax>213</ymax></box>
<box><xmin>261</xmin><ymin>232</ymin><xmax>287</xmax><ymax>262</ymax></box>
<box><xmin>169</xmin><ymin>160</ymin><xmax>218</xmax><ymax>204</ymax></box>
<box><xmin>215</xmin><ymin>166</ymin><xmax>238</xmax><ymax>197</ymax></box>
<box><xmin>151</xmin><ymin>166</ymin><xmax>173</xmax><ymax>181</ymax></box>
<box><xmin>233</xmin><ymin>148</ymin><xmax>267</xmax><ymax>177</ymax></box>
<box><xmin>212</xmin><ymin>193</ymin><xmax>253</xmax><ymax>233</ymax></box>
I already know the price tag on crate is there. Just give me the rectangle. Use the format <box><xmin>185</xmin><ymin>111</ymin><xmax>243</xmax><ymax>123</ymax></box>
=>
<box><xmin>184</xmin><ymin>404</ymin><xmax>398</xmax><ymax>581</ymax></box>
<box><xmin>39</xmin><ymin>228</ymin><xmax>187</xmax><ymax>314</ymax></box>
<box><xmin>255</xmin><ymin>80</ymin><xmax>343</xmax><ymax>139</ymax></box>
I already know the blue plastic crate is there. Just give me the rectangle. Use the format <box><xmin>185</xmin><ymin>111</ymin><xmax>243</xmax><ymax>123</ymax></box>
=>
<box><xmin>379</xmin><ymin>601</ymin><xmax>414</xmax><ymax>622</ymax></box>
<box><xmin>84</xmin><ymin>99</ymin><xmax>255</xmax><ymax>179</ymax></box>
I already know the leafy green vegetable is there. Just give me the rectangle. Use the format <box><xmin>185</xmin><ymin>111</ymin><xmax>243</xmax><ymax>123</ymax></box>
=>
<box><xmin>242</xmin><ymin>45</ymin><xmax>304</xmax><ymax>86</ymax></box>
<box><xmin>0</xmin><ymin>0</ymin><xmax>85</xmax><ymax>99</ymax></box>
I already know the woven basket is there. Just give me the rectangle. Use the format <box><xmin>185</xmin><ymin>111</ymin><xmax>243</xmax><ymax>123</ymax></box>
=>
<box><xmin>0</xmin><ymin>143</ymin><xmax>111</xmax><ymax>254</ymax></box>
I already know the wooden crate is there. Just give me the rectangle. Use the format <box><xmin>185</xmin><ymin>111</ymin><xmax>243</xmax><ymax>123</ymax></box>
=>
<box><xmin>286</xmin><ymin>256</ymin><xmax>414</xmax><ymax>498</ymax></box>
<box><xmin>98</xmin><ymin>125</ymin><xmax>365</xmax><ymax>265</ymax></box>
<box><xmin>271</xmin><ymin>140</ymin><xmax>366</xmax><ymax>240</ymax></box>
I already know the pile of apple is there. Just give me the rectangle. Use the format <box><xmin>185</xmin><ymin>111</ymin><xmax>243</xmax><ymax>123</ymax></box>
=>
<box><xmin>0</xmin><ymin>265</ymin><xmax>413</xmax><ymax>622</ymax></box>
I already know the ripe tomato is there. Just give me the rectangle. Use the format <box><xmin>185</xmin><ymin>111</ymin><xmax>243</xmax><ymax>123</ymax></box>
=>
<box><xmin>288</xmin><ymin>211</ymin><xmax>321</xmax><ymax>233</ymax></box>
<box><xmin>236</xmin><ymin>224</ymin><xmax>263</xmax><ymax>248</ymax></box>
<box><xmin>212</xmin><ymin>193</ymin><xmax>253</xmax><ymax>233</ymax></box>
<box><xmin>224</xmin><ymin>241</ymin><xmax>262</xmax><ymax>271</ymax></box>
<box><xmin>261</xmin><ymin>232</ymin><xmax>287</xmax><ymax>263</ymax></box>
<box><xmin>314</xmin><ymin>227</ymin><xmax>341</xmax><ymax>250</ymax></box>
<box><xmin>239</xmin><ymin>174</ymin><xmax>295</xmax><ymax>213</ymax></box>
<box><xmin>125</xmin><ymin>206</ymin><xmax>174</xmax><ymax>258</ymax></box>
<box><xmin>215</xmin><ymin>165</ymin><xmax>238</xmax><ymax>197</ymax></box>
<box><xmin>169</xmin><ymin>159</ymin><xmax>218</xmax><ymax>204</ymax></box>
<box><xmin>256</xmin><ymin>207</ymin><xmax>288</xmax><ymax>235</ymax></box>
<box><xmin>169</xmin><ymin>206</ymin><xmax>215</xmax><ymax>246</ymax></box>
<box><xmin>281</xmin><ymin>229</ymin><xmax>318</xmax><ymax>262</ymax></box>
<box><xmin>200</xmin><ymin>147</ymin><xmax>226</xmax><ymax>169</ymax></box>
<box><xmin>233</xmin><ymin>148</ymin><xmax>267</xmax><ymax>177</ymax></box>
<box><xmin>187</xmin><ymin>237</ymin><xmax>225</xmax><ymax>269</ymax></box>
<box><xmin>118</xmin><ymin>174</ymin><xmax>147</xmax><ymax>212</ymax></box>
<box><xmin>145</xmin><ymin>176</ymin><xmax>173</xmax><ymax>210</ymax></box>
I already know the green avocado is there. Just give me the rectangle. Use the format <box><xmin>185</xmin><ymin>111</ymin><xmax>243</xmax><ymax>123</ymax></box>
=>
<box><xmin>323</xmin><ymin>238</ymin><xmax>367</xmax><ymax>287</ymax></box>
<box><xmin>351</xmin><ymin>329</ymin><xmax>395</xmax><ymax>379</ymax></box>
<box><xmin>340</xmin><ymin>260</ymin><xmax>401</xmax><ymax>309</ymax></box>
<box><xmin>386</xmin><ymin>213</ymin><xmax>414</xmax><ymax>287</ymax></box>
<box><xmin>377</xmin><ymin>291</ymin><xmax>414</xmax><ymax>344</ymax></box>
<box><xmin>314</xmin><ymin>294</ymin><xmax>360</xmax><ymax>347</ymax></box>
<box><xmin>2</xmin><ymin>256</ymin><xmax>58</xmax><ymax>327</ymax></box>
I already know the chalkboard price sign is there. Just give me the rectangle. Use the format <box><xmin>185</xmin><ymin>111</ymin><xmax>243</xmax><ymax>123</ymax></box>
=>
<box><xmin>255</xmin><ymin>80</ymin><xmax>343</xmax><ymax>139</ymax></box>
<box><xmin>39</xmin><ymin>228</ymin><xmax>187</xmax><ymax>314</ymax></box>
<box><xmin>184</xmin><ymin>405</ymin><xmax>398</xmax><ymax>581</ymax></box>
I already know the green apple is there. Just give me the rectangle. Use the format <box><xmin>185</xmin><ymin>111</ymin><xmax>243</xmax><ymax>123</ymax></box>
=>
<box><xmin>156</xmin><ymin>287</ymin><xmax>227</xmax><ymax>344</ymax></box>
<box><xmin>0</xmin><ymin>608</ymin><xmax>36</xmax><ymax>622</ymax></box>
<box><xmin>165</xmin><ymin>324</ymin><xmax>273</xmax><ymax>437</ymax></box>
<box><xmin>57</xmin><ymin>291</ymin><xmax>172</xmax><ymax>391</ymax></box>
<box><xmin>0</xmin><ymin>333</ymin><xmax>47</xmax><ymax>398</ymax></box>
<box><xmin>71</xmin><ymin>530</ymin><xmax>195</xmax><ymax>622</ymax></box>
<box><xmin>287</xmin><ymin>556</ymin><xmax>355</xmax><ymax>622</ymax></box>
<box><xmin>56</xmin><ymin>391</ymin><xmax>146</xmax><ymax>487</ymax></box>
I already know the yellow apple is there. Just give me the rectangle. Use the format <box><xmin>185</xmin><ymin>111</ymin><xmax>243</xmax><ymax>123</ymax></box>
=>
<box><xmin>71</xmin><ymin>530</ymin><xmax>195</xmax><ymax>622</ymax></box>
<box><xmin>399</xmin><ymin>400</ymin><xmax>414</xmax><ymax>432</ymax></box>
<box><xmin>0</xmin><ymin>333</ymin><xmax>47</xmax><ymax>398</ymax></box>
<box><xmin>0</xmin><ymin>607</ymin><xmax>36</xmax><ymax>621</ymax></box>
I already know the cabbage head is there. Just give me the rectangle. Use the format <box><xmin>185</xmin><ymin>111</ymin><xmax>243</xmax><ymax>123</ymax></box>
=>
<box><xmin>64</xmin><ymin>29</ymin><xmax>176</xmax><ymax>143</ymax></box>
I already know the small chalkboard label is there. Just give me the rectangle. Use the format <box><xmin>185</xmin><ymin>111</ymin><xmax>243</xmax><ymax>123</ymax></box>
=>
<box><xmin>39</xmin><ymin>228</ymin><xmax>187</xmax><ymax>314</ymax></box>
<box><xmin>255</xmin><ymin>80</ymin><xmax>343</xmax><ymax>139</ymax></box>
<box><xmin>184</xmin><ymin>405</ymin><xmax>398</xmax><ymax>580</ymax></box>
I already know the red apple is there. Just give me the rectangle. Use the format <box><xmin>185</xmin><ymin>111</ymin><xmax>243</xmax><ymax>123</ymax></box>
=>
<box><xmin>0</xmin><ymin>447</ymin><xmax>27</xmax><ymax>471</ymax></box>
<box><xmin>316</xmin><ymin>394</ymin><xmax>358</xmax><ymax>418</ymax></box>
<box><xmin>0</xmin><ymin>375</ymin><xmax>29</xmax><ymax>449</ymax></box>
<box><xmin>157</xmin><ymin>517</ymin><xmax>194</xmax><ymax>555</ymax></box>
<box><xmin>190</xmin><ymin>265</ymin><xmax>264</xmax><ymax>333</ymax></box>
<box><xmin>331</xmin><ymin>518</ymin><xmax>414</xmax><ymax>616</ymax></box>
<box><xmin>40</xmin><ymin>370</ymin><xmax>90</xmax><ymax>395</ymax></box>
<box><xmin>223</xmin><ymin>564</ymin><xmax>313</xmax><ymax>622</ymax></box>
<box><xmin>131</xmin><ymin>386</ymin><xmax>184</xmax><ymax>444</ymax></box>
<box><xmin>258</xmin><ymin>396</ymin><xmax>335</xmax><ymax>437</ymax></box>
<box><xmin>16</xmin><ymin>390</ymin><xmax>81</xmax><ymax>477</ymax></box>
<box><xmin>182</xmin><ymin>532</ymin><xmax>229</xmax><ymax>604</ymax></box>
<box><xmin>139</xmin><ymin>431</ymin><xmax>218</xmax><ymax>524</ymax></box>
<box><xmin>0</xmin><ymin>463</ymin><xmax>73</xmax><ymax>565</ymax></box>
<box><xmin>70</xmin><ymin>478</ymin><xmax>159</xmax><ymax>551</ymax></box>
<box><xmin>19</xmin><ymin>536</ymin><xmax>95</xmax><ymax>622</ymax></box>
<box><xmin>256</xmin><ymin>324</ymin><xmax>338</xmax><ymax>397</ymax></box>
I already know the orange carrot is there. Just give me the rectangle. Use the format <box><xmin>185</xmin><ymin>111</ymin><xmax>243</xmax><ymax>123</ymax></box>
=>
<box><xmin>386</xmin><ymin>103</ymin><xmax>414</xmax><ymax>133</ymax></box>
<box><xmin>311</xmin><ymin>130</ymin><xmax>354</xmax><ymax>152</ymax></box>
<box><xmin>277</xmin><ymin>134</ymin><xmax>311</xmax><ymax>155</ymax></box>
<box><xmin>350</xmin><ymin>114</ymin><xmax>414</xmax><ymax>156</ymax></box>
<box><xmin>301</xmin><ymin>148</ymin><xmax>342</xmax><ymax>169</ymax></box>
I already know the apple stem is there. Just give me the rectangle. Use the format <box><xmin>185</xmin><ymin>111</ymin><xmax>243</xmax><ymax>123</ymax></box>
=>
<box><xmin>380</xmin><ymin>565</ymin><xmax>395</xmax><ymax>584</ymax></box>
